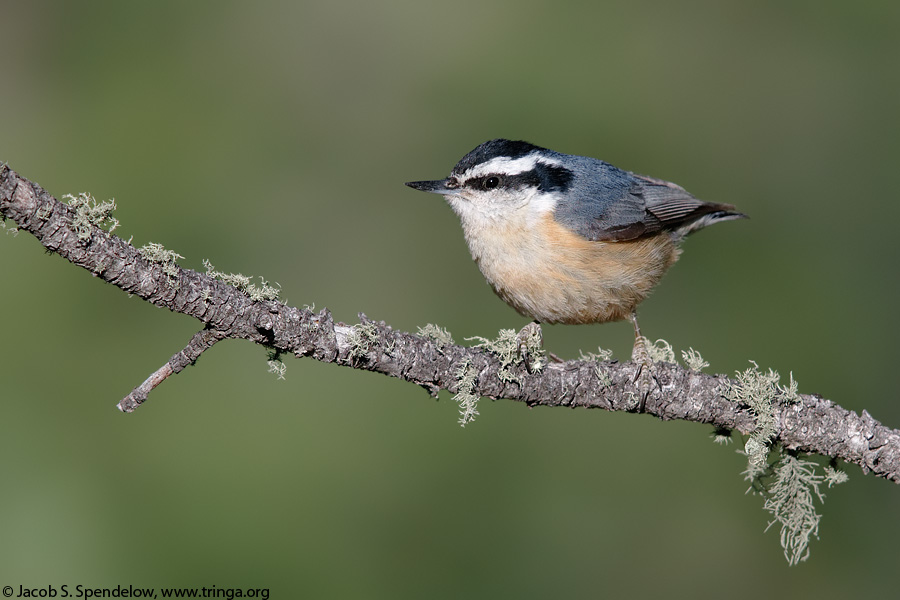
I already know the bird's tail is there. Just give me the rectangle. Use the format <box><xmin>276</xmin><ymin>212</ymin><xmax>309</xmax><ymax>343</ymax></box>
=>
<box><xmin>675</xmin><ymin>203</ymin><xmax>747</xmax><ymax>238</ymax></box>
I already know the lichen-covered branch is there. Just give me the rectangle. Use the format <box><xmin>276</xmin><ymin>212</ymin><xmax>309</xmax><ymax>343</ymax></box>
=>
<box><xmin>2</xmin><ymin>163</ymin><xmax>899</xmax><ymax>485</ymax></box>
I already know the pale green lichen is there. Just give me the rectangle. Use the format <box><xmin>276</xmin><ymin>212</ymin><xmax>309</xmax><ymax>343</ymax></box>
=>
<box><xmin>723</xmin><ymin>361</ymin><xmax>795</xmax><ymax>469</ymax></box>
<box><xmin>417</xmin><ymin>324</ymin><xmax>455</xmax><ymax>348</ymax></box>
<box><xmin>138</xmin><ymin>242</ymin><xmax>184</xmax><ymax>287</ymax></box>
<box><xmin>579</xmin><ymin>347</ymin><xmax>614</xmax><ymax>387</ymax></box>
<box><xmin>681</xmin><ymin>347</ymin><xmax>709</xmax><ymax>372</ymax></box>
<box><xmin>249</xmin><ymin>278</ymin><xmax>281</xmax><ymax>302</ymax></box>
<box><xmin>266</xmin><ymin>349</ymin><xmax>287</xmax><ymax>380</ymax></box>
<box><xmin>35</xmin><ymin>202</ymin><xmax>53</xmax><ymax>221</ymax></box>
<box><xmin>739</xmin><ymin>449</ymin><xmax>848</xmax><ymax>565</ymax></box>
<box><xmin>781</xmin><ymin>371</ymin><xmax>800</xmax><ymax>403</ymax></box>
<box><xmin>347</xmin><ymin>322</ymin><xmax>379</xmax><ymax>360</ymax></box>
<box><xmin>722</xmin><ymin>362</ymin><xmax>847</xmax><ymax>565</ymax></box>
<box><xmin>468</xmin><ymin>329</ymin><xmax>520</xmax><ymax>383</ymax></box>
<box><xmin>743</xmin><ymin>438</ymin><xmax>771</xmax><ymax>476</ymax></box>
<box><xmin>467</xmin><ymin>327</ymin><xmax>544</xmax><ymax>381</ymax></box>
<box><xmin>763</xmin><ymin>454</ymin><xmax>825</xmax><ymax>566</ymax></box>
<box><xmin>637</xmin><ymin>337</ymin><xmax>676</xmax><ymax>363</ymax></box>
<box><xmin>711</xmin><ymin>426</ymin><xmax>733</xmax><ymax>445</ymax></box>
<box><xmin>453</xmin><ymin>358</ymin><xmax>480</xmax><ymax>427</ymax></box>
<box><xmin>579</xmin><ymin>346</ymin><xmax>614</xmax><ymax>362</ymax></box>
<box><xmin>1</xmin><ymin>218</ymin><xmax>18</xmax><ymax>236</ymax></box>
<box><xmin>63</xmin><ymin>192</ymin><xmax>119</xmax><ymax>240</ymax></box>
<box><xmin>202</xmin><ymin>259</ymin><xmax>280</xmax><ymax>301</ymax></box>
<box><xmin>823</xmin><ymin>465</ymin><xmax>849</xmax><ymax>488</ymax></box>
<box><xmin>595</xmin><ymin>369</ymin><xmax>612</xmax><ymax>388</ymax></box>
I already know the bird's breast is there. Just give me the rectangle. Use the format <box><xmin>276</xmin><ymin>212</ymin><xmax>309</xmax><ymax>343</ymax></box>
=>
<box><xmin>461</xmin><ymin>213</ymin><xmax>680</xmax><ymax>324</ymax></box>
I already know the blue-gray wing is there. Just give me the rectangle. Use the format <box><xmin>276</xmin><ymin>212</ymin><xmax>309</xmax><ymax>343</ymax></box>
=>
<box><xmin>557</xmin><ymin>166</ymin><xmax>744</xmax><ymax>242</ymax></box>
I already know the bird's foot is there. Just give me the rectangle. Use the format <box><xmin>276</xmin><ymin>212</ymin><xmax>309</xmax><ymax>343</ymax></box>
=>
<box><xmin>628</xmin><ymin>312</ymin><xmax>659</xmax><ymax>412</ymax></box>
<box><xmin>630</xmin><ymin>335</ymin><xmax>656</xmax><ymax>411</ymax></box>
<box><xmin>516</xmin><ymin>321</ymin><xmax>548</xmax><ymax>372</ymax></box>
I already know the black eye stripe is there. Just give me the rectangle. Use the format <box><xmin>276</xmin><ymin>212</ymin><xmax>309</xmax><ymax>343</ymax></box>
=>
<box><xmin>534</xmin><ymin>164</ymin><xmax>574</xmax><ymax>192</ymax></box>
<box><xmin>465</xmin><ymin>175</ymin><xmax>502</xmax><ymax>190</ymax></box>
<box><xmin>464</xmin><ymin>165</ymin><xmax>573</xmax><ymax>193</ymax></box>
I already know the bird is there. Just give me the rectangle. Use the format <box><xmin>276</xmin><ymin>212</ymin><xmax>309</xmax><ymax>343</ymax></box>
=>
<box><xmin>406</xmin><ymin>138</ymin><xmax>745</xmax><ymax>376</ymax></box>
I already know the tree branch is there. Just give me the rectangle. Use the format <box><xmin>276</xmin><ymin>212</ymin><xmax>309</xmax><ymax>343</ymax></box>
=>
<box><xmin>118</xmin><ymin>327</ymin><xmax>228</xmax><ymax>412</ymax></box>
<box><xmin>2</xmin><ymin>163</ymin><xmax>899</xmax><ymax>484</ymax></box>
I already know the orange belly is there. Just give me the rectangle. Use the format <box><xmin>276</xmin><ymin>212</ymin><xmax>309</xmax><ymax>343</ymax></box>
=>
<box><xmin>467</xmin><ymin>214</ymin><xmax>680</xmax><ymax>324</ymax></box>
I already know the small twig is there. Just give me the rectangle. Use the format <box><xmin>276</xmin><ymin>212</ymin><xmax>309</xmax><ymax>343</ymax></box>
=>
<box><xmin>118</xmin><ymin>364</ymin><xmax>176</xmax><ymax>413</ymax></box>
<box><xmin>118</xmin><ymin>328</ymin><xmax>228</xmax><ymax>412</ymax></box>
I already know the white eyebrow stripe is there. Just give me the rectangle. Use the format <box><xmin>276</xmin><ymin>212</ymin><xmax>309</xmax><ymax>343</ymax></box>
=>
<box><xmin>463</xmin><ymin>154</ymin><xmax>562</xmax><ymax>179</ymax></box>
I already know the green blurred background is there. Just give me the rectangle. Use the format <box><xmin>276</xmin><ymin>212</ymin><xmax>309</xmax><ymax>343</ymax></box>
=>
<box><xmin>2</xmin><ymin>0</ymin><xmax>899</xmax><ymax>596</ymax></box>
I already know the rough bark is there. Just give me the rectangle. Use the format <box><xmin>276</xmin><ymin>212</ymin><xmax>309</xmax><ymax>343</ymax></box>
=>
<box><xmin>2</xmin><ymin>163</ymin><xmax>898</xmax><ymax>483</ymax></box>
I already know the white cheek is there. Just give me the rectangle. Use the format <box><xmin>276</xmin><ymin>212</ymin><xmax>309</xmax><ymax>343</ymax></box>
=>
<box><xmin>445</xmin><ymin>195</ymin><xmax>500</xmax><ymax>230</ymax></box>
<box><xmin>446</xmin><ymin>189</ymin><xmax>558</xmax><ymax>232</ymax></box>
<box><xmin>445</xmin><ymin>195</ymin><xmax>474</xmax><ymax>219</ymax></box>
<box><xmin>523</xmin><ymin>190</ymin><xmax>558</xmax><ymax>225</ymax></box>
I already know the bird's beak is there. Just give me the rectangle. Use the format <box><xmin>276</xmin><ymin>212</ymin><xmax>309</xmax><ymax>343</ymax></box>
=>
<box><xmin>405</xmin><ymin>179</ymin><xmax>456</xmax><ymax>194</ymax></box>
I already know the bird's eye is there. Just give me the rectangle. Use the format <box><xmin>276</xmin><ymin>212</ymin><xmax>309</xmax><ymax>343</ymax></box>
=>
<box><xmin>483</xmin><ymin>176</ymin><xmax>501</xmax><ymax>190</ymax></box>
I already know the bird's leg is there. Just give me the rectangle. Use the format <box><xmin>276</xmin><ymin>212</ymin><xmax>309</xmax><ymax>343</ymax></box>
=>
<box><xmin>629</xmin><ymin>311</ymin><xmax>654</xmax><ymax>411</ymax></box>
<box><xmin>629</xmin><ymin>311</ymin><xmax>648</xmax><ymax>359</ymax></box>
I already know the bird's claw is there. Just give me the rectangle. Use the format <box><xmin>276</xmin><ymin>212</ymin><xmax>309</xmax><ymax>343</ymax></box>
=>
<box><xmin>630</xmin><ymin>335</ymin><xmax>655</xmax><ymax>412</ymax></box>
<box><xmin>516</xmin><ymin>321</ymin><xmax>546</xmax><ymax>373</ymax></box>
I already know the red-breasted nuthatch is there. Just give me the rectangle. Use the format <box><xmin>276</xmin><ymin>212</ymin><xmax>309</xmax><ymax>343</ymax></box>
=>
<box><xmin>406</xmin><ymin>139</ymin><xmax>745</xmax><ymax>354</ymax></box>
